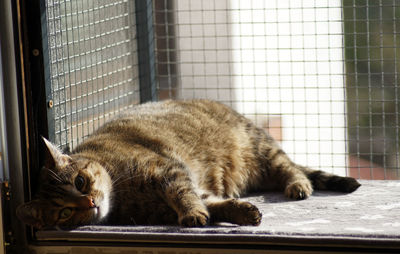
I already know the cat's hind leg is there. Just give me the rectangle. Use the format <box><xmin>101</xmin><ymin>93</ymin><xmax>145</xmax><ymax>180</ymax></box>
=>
<box><xmin>261</xmin><ymin>146</ymin><xmax>314</xmax><ymax>200</ymax></box>
<box><xmin>261</xmin><ymin>145</ymin><xmax>360</xmax><ymax>199</ymax></box>
<box><xmin>203</xmin><ymin>196</ymin><xmax>262</xmax><ymax>226</ymax></box>
<box><xmin>246</xmin><ymin>127</ymin><xmax>314</xmax><ymax>200</ymax></box>
<box><xmin>253</xmin><ymin>125</ymin><xmax>361</xmax><ymax>199</ymax></box>
<box><xmin>299</xmin><ymin>166</ymin><xmax>361</xmax><ymax>193</ymax></box>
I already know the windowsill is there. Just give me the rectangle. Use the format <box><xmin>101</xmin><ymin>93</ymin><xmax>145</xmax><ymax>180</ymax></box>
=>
<box><xmin>33</xmin><ymin>180</ymin><xmax>400</xmax><ymax>251</ymax></box>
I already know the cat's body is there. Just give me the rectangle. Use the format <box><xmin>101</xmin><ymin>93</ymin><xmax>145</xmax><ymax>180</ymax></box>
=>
<box><xmin>17</xmin><ymin>100</ymin><xmax>360</xmax><ymax>228</ymax></box>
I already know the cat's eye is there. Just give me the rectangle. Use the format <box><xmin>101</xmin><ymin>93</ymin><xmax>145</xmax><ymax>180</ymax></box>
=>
<box><xmin>59</xmin><ymin>208</ymin><xmax>72</xmax><ymax>219</ymax></box>
<box><xmin>74</xmin><ymin>175</ymin><xmax>85</xmax><ymax>191</ymax></box>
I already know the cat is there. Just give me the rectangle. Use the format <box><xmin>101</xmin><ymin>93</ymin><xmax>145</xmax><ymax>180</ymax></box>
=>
<box><xmin>17</xmin><ymin>99</ymin><xmax>361</xmax><ymax>229</ymax></box>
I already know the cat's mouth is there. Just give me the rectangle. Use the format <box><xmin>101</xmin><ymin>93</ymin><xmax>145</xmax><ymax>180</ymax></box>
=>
<box><xmin>91</xmin><ymin>196</ymin><xmax>110</xmax><ymax>223</ymax></box>
<box><xmin>90</xmin><ymin>206</ymin><xmax>100</xmax><ymax>219</ymax></box>
<box><xmin>86</xmin><ymin>204</ymin><xmax>105</xmax><ymax>225</ymax></box>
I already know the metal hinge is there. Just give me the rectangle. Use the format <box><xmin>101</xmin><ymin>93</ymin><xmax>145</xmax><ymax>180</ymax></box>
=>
<box><xmin>2</xmin><ymin>181</ymin><xmax>10</xmax><ymax>201</ymax></box>
<box><xmin>1</xmin><ymin>180</ymin><xmax>14</xmax><ymax>250</ymax></box>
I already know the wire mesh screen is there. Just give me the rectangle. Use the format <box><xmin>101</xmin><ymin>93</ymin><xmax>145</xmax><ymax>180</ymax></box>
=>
<box><xmin>343</xmin><ymin>1</ymin><xmax>399</xmax><ymax>180</ymax></box>
<box><xmin>44</xmin><ymin>0</ymin><xmax>140</xmax><ymax>151</ymax></box>
<box><xmin>152</xmin><ymin>0</ymin><xmax>400</xmax><ymax>180</ymax></box>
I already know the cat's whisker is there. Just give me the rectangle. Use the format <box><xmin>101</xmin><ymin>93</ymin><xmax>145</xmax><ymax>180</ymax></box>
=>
<box><xmin>110</xmin><ymin>189</ymin><xmax>129</xmax><ymax>195</ymax></box>
<box><xmin>130</xmin><ymin>217</ymin><xmax>137</xmax><ymax>225</ymax></box>
<box><xmin>112</xmin><ymin>176</ymin><xmax>137</xmax><ymax>188</ymax></box>
<box><xmin>111</xmin><ymin>174</ymin><xmax>126</xmax><ymax>185</ymax></box>
<box><xmin>44</xmin><ymin>168</ymin><xmax>63</xmax><ymax>183</ymax></box>
<box><xmin>112</xmin><ymin>174</ymin><xmax>137</xmax><ymax>184</ymax></box>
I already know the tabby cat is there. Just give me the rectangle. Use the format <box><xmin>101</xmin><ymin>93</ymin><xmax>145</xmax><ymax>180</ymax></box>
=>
<box><xmin>17</xmin><ymin>100</ymin><xmax>360</xmax><ymax>229</ymax></box>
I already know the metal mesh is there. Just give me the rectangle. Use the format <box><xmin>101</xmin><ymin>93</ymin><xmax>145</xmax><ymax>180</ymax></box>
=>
<box><xmin>45</xmin><ymin>0</ymin><xmax>140</xmax><ymax>151</ymax></box>
<box><xmin>152</xmin><ymin>0</ymin><xmax>400</xmax><ymax>180</ymax></box>
<box><xmin>343</xmin><ymin>0</ymin><xmax>399</xmax><ymax>179</ymax></box>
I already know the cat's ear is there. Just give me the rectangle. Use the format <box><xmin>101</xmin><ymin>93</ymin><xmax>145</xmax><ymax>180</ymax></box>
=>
<box><xmin>16</xmin><ymin>200</ymin><xmax>46</xmax><ymax>229</ymax></box>
<box><xmin>42</xmin><ymin>137</ymin><xmax>71</xmax><ymax>168</ymax></box>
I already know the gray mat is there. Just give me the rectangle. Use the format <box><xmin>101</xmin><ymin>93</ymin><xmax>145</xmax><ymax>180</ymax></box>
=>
<box><xmin>37</xmin><ymin>180</ymin><xmax>400</xmax><ymax>248</ymax></box>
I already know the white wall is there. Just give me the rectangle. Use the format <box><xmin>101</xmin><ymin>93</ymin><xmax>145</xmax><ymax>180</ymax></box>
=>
<box><xmin>174</xmin><ymin>0</ymin><xmax>346</xmax><ymax>175</ymax></box>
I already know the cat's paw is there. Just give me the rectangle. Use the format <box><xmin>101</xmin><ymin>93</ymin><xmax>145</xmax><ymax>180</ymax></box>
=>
<box><xmin>342</xmin><ymin>177</ymin><xmax>361</xmax><ymax>192</ymax></box>
<box><xmin>330</xmin><ymin>176</ymin><xmax>361</xmax><ymax>193</ymax></box>
<box><xmin>231</xmin><ymin>200</ymin><xmax>262</xmax><ymax>226</ymax></box>
<box><xmin>285</xmin><ymin>180</ymin><xmax>313</xmax><ymax>200</ymax></box>
<box><xmin>179</xmin><ymin>209</ymin><xmax>209</xmax><ymax>227</ymax></box>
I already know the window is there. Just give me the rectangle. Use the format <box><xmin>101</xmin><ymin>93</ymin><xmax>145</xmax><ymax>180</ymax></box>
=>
<box><xmin>2</xmin><ymin>0</ymin><xmax>399</xmax><ymax>252</ymax></box>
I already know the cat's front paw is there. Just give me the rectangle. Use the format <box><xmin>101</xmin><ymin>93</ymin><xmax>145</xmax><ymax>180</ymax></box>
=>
<box><xmin>285</xmin><ymin>180</ymin><xmax>313</xmax><ymax>200</ymax></box>
<box><xmin>231</xmin><ymin>200</ymin><xmax>262</xmax><ymax>226</ymax></box>
<box><xmin>179</xmin><ymin>209</ymin><xmax>209</xmax><ymax>227</ymax></box>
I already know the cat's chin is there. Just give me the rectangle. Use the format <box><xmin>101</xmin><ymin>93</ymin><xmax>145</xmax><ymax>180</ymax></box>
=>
<box><xmin>87</xmin><ymin>207</ymin><xmax>106</xmax><ymax>225</ymax></box>
<box><xmin>92</xmin><ymin>194</ymin><xmax>111</xmax><ymax>223</ymax></box>
<box><xmin>95</xmin><ymin>206</ymin><xmax>108</xmax><ymax>222</ymax></box>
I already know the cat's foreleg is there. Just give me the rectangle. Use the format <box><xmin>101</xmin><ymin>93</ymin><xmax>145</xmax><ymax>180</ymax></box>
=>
<box><xmin>161</xmin><ymin>164</ymin><xmax>209</xmax><ymax>227</ymax></box>
<box><xmin>204</xmin><ymin>196</ymin><xmax>262</xmax><ymax>226</ymax></box>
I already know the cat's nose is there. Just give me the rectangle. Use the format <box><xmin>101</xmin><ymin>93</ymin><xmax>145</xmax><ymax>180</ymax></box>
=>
<box><xmin>89</xmin><ymin>197</ymin><xmax>96</xmax><ymax>208</ymax></box>
<box><xmin>77</xmin><ymin>195</ymin><xmax>96</xmax><ymax>209</ymax></box>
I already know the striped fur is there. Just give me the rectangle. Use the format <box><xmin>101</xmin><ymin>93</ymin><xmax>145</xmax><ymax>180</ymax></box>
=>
<box><xmin>17</xmin><ymin>100</ymin><xmax>360</xmax><ymax>228</ymax></box>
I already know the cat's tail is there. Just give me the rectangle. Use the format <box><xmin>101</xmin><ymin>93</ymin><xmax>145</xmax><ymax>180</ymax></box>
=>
<box><xmin>299</xmin><ymin>166</ymin><xmax>361</xmax><ymax>193</ymax></box>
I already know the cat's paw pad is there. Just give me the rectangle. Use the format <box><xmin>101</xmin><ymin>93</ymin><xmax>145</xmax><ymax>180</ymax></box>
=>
<box><xmin>234</xmin><ymin>201</ymin><xmax>262</xmax><ymax>226</ymax></box>
<box><xmin>285</xmin><ymin>180</ymin><xmax>313</xmax><ymax>200</ymax></box>
<box><xmin>179</xmin><ymin>209</ymin><xmax>209</xmax><ymax>227</ymax></box>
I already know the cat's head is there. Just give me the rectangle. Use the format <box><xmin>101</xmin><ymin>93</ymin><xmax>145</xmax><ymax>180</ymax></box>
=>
<box><xmin>16</xmin><ymin>138</ymin><xmax>112</xmax><ymax>229</ymax></box>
